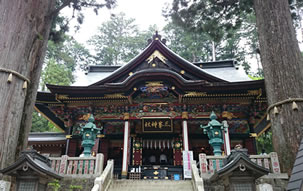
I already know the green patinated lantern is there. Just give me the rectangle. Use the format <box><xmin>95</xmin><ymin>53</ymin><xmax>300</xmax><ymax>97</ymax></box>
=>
<box><xmin>80</xmin><ymin>114</ymin><xmax>100</xmax><ymax>156</ymax></box>
<box><xmin>200</xmin><ymin>111</ymin><xmax>224</xmax><ymax>156</ymax></box>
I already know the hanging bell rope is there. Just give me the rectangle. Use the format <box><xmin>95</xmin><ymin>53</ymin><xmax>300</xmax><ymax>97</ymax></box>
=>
<box><xmin>266</xmin><ymin>98</ymin><xmax>303</xmax><ymax>116</ymax></box>
<box><xmin>0</xmin><ymin>67</ymin><xmax>30</xmax><ymax>88</ymax></box>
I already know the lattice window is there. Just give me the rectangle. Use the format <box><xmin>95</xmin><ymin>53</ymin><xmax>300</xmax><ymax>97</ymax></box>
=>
<box><xmin>233</xmin><ymin>182</ymin><xmax>253</xmax><ymax>191</ymax></box>
<box><xmin>18</xmin><ymin>181</ymin><xmax>36</xmax><ymax>191</ymax></box>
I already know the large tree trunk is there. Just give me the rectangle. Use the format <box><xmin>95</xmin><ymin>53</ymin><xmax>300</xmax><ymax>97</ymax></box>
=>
<box><xmin>0</xmin><ymin>0</ymin><xmax>56</xmax><ymax>169</ymax></box>
<box><xmin>254</xmin><ymin>0</ymin><xmax>303</xmax><ymax>173</ymax></box>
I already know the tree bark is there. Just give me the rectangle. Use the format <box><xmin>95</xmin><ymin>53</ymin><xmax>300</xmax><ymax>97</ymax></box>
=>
<box><xmin>0</xmin><ymin>0</ymin><xmax>56</xmax><ymax>169</ymax></box>
<box><xmin>254</xmin><ymin>0</ymin><xmax>303</xmax><ymax>173</ymax></box>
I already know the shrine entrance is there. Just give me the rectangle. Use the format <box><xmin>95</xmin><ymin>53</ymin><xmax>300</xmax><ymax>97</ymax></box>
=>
<box><xmin>142</xmin><ymin>148</ymin><xmax>173</xmax><ymax>165</ymax></box>
<box><xmin>141</xmin><ymin>138</ymin><xmax>175</xmax><ymax>165</ymax></box>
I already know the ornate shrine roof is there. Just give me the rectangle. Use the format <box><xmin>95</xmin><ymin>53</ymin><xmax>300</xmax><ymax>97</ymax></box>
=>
<box><xmin>73</xmin><ymin>60</ymin><xmax>251</xmax><ymax>86</ymax></box>
<box><xmin>35</xmin><ymin>32</ymin><xmax>267</xmax><ymax>131</ymax></box>
<box><xmin>43</xmin><ymin>32</ymin><xmax>263</xmax><ymax>96</ymax></box>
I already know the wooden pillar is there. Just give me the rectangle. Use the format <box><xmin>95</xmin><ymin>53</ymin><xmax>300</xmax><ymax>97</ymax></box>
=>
<box><xmin>182</xmin><ymin>112</ymin><xmax>189</xmax><ymax>151</ymax></box>
<box><xmin>65</xmin><ymin>126</ymin><xmax>73</xmax><ymax>155</ymax></box>
<box><xmin>122</xmin><ymin>113</ymin><xmax>130</xmax><ymax>178</ymax></box>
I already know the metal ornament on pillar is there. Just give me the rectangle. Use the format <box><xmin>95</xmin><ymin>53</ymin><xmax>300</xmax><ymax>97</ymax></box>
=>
<box><xmin>80</xmin><ymin>114</ymin><xmax>101</xmax><ymax>156</ymax></box>
<box><xmin>200</xmin><ymin>111</ymin><xmax>225</xmax><ymax>156</ymax></box>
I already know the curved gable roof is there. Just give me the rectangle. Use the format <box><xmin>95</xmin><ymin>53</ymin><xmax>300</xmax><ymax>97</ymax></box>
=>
<box><xmin>89</xmin><ymin>33</ymin><xmax>226</xmax><ymax>87</ymax></box>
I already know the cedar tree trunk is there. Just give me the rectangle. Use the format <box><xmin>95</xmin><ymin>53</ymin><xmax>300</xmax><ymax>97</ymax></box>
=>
<box><xmin>0</xmin><ymin>0</ymin><xmax>56</xmax><ymax>169</ymax></box>
<box><xmin>254</xmin><ymin>0</ymin><xmax>303</xmax><ymax>173</ymax></box>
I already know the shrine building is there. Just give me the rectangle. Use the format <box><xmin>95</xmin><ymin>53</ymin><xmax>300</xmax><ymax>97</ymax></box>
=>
<box><xmin>32</xmin><ymin>33</ymin><xmax>269</xmax><ymax>179</ymax></box>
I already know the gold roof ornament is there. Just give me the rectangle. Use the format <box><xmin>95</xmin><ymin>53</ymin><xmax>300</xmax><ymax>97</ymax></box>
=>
<box><xmin>145</xmin><ymin>81</ymin><xmax>163</xmax><ymax>87</ymax></box>
<box><xmin>184</xmin><ymin>91</ymin><xmax>207</xmax><ymax>97</ymax></box>
<box><xmin>146</xmin><ymin>50</ymin><xmax>167</xmax><ymax>64</ymax></box>
<box><xmin>247</xmin><ymin>88</ymin><xmax>262</xmax><ymax>98</ymax></box>
<box><xmin>56</xmin><ymin>94</ymin><xmax>69</xmax><ymax>99</ymax></box>
<box><xmin>104</xmin><ymin>93</ymin><xmax>126</xmax><ymax>98</ymax></box>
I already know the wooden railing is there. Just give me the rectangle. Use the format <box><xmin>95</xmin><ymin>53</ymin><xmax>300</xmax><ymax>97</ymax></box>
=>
<box><xmin>199</xmin><ymin>152</ymin><xmax>282</xmax><ymax>178</ymax></box>
<box><xmin>50</xmin><ymin>153</ymin><xmax>104</xmax><ymax>178</ymax></box>
<box><xmin>191</xmin><ymin>160</ymin><xmax>204</xmax><ymax>191</ymax></box>
<box><xmin>92</xmin><ymin>160</ymin><xmax>114</xmax><ymax>191</ymax></box>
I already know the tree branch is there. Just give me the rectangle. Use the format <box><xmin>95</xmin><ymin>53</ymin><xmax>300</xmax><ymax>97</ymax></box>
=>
<box><xmin>50</xmin><ymin>0</ymin><xmax>77</xmax><ymax>17</ymax></box>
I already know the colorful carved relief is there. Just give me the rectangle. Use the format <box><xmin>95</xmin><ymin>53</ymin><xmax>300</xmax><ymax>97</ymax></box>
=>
<box><xmin>103</xmin><ymin>121</ymin><xmax>124</xmax><ymax>134</ymax></box>
<box><xmin>188</xmin><ymin>119</ymin><xmax>250</xmax><ymax>134</ymax></box>
<box><xmin>49</xmin><ymin>102</ymin><xmax>267</xmax><ymax>134</ymax></box>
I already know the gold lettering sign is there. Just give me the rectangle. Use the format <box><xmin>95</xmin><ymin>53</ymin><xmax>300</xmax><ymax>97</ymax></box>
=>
<box><xmin>142</xmin><ymin>118</ymin><xmax>173</xmax><ymax>133</ymax></box>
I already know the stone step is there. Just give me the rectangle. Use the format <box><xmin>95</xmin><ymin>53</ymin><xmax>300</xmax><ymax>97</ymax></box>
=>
<box><xmin>108</xmin><ymin>180</ymin><xmax>194</xmax><ymax>191</ymax></box>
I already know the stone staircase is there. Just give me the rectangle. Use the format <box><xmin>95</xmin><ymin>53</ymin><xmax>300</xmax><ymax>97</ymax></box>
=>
<box><xmin>108</xmin><ymin>180</ymin><xmax>194</xmax><ymax>191</ymax></box>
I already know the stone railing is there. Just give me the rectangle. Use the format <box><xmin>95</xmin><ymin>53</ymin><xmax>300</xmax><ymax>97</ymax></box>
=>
<box><xmin>50</xmin><ymin>153</ymin><xmax>104</xmax><ymax>178</ymax></box>
<box><xmin>191</xmin><ymin>160</ymin><xmax>204</xmax><ymax>191</ymax></box>
<box><xmin>199</xmin><ymin>152</ymin><xmax>284</xmax><ymax>178</ymax></box>
<box><xmin>91</xmin><ymin>159</ymin><xmax>114</xmax><ymax>191</ymax></box>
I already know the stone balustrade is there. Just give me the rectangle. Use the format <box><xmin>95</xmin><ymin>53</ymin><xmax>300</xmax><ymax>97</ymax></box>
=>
<box><xmin>92</xmin><ymin>159</ymin><xmax>114</xmax><ymax>191</ymax></box>
<box><xmin>50</xmin><ymin>153</ymin><xmax>104</xmax><ymax>178</ymax></box>
<box><xmin>191</xmin><ymin>160</ymin><xmax>204</xmax><ymax>191</ymax></box>
<box><xmin>199</xmin><ymin>152</ymin><xmax>283</xmax><ymax>178</ymax></box>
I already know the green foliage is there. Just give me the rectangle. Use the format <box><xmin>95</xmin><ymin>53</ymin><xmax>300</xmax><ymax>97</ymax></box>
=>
<box><xmin>40</xmin><ymin>58</ymin><xmax>72</xmax><ymax>91</ymax></box>
<box><xmin>31</xmin><ymin>111</ymin><xmax>61</xmax><ymax>132</ymax></box>
<box><xmin>48</xmin><ymin>179</ymin><xmax>61</xmax><ymax>191</ymax></box>
<box><xmin>69</xmin><ymin>185</ymin><xmax>83</xmax><ymax>191</ymax></box>
<box><xmin>163</xmin><ymin>22</ymin><xmax>212</xmax><ymax>62</ymax></box>
<box><xmin>166</xmin><ymin>0</ymin><xmax>254</xmax><ymax>43</ymax></box>
<box><xmin>248</xmin><ymin>75</ymin><xmax>264</xmax><ymax>80</ymax></box>
<box><xmin>47</xmin><ymin>36</ymin><xmax>93</xmax><ymax>76</ymax></box>
<box><xmin>166</xmin><ymin>0</ymin><xmax>303</xmax><ymax>75</ymax></box>
<box><xmin>256</xmin><ymin>130</ymin><xmax>273</xmax><ymax>154</ymax></box>
<box><xmin>88</xmin><ymin>12</ymin><xmax>157</xmax><ymax>65</ymax></box>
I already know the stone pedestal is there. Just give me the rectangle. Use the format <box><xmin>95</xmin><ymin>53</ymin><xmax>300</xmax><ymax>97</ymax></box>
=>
<box><xmin>0</xmin><ymin>180</ymin><xmax>11</xmax><ymax>191</ymax></box>
<box><xmin>257</xmin><ymin>183</ymin><xmax>273</xmax><ymax>191</ymax></box>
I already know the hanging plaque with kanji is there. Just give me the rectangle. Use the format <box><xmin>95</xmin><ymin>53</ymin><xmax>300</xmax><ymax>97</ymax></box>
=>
<box><xmin>142</xmin><ymin>118</ymin><xmax>173</xmax><ymax>133</ymax></box>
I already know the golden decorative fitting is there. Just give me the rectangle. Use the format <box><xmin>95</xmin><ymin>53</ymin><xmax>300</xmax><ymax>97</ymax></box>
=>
<box><xmin>129</xmin><ymin>72</ymin><xmax>133</xmax><ymax>76</ymax></box>
<box><xmin>124</xmin><ymin>113</ymin><xmax>130</xmax><ymax>120</ymax></box>
<box><xmin>184</xmin><ymin>91</ymin><xmax>207</xmax><ymax>97</ymax></box>
<box><xmin>133</xmin><ymin>87</ymin><xmax>137</xmax><ymax>91</ymax></box>
<box><xmin>65</xmin><ymin>135</ymin><xmax>72</xmax><ymax>139</ymax></box>
<box><xmin>273</xmin><ymin>106</ymin><xmax>279</xmax><ymax>115</ymax></box>
<box><xmin>146</xmin><ymin>50</ymin><xmax>167</xmax><ymax>64</ymax></box>
<box><xmin>104</xmin><ymin>93</ymin><xmax>127</xmax><ymax>98</ymax></box>
<box><xmin>97</xmin><ymin>134</ymin><xmax>105</xmax><ymax>138</ymax></box>
<box><xmin>146</xmin><ymin>81</ymin><xmax>163</xmax><ymax>87</ymax></box>
<box><xmin>247</xmin><ymin>89</ymin><xmax>262</xmax><ymax>98</ymax></box>
<box><xmin>22</xmin><ymin>81</ymin><xmax>27</xmax><ymax>89</ymax></box>
<box><xmin>180</xmin><ymin>70</ymin><xmax>185</xmax><ymax>74</ymax></box>
<box><xmin>7</xmin><ymin>73</ymin><xmax>12</xmax><ymax>83</ymax></box>
<box><xmin>182</xmin><ymin>112</ymin><xmax>188</xmax><ymax>119</ymax></box>
<box><xmin>250</xmin><ymin>133</ymin><xmax>257</xmax><ymax>137</ymax></box>
<box><xmin>292</xmin><ymin>101</ymin><xmax>298</xmax><ymax>110</ymax></box>
<box><xmin>57</xmin><ymin>94</ymin><xmax>69</xmax><ymax>99</ymax></box>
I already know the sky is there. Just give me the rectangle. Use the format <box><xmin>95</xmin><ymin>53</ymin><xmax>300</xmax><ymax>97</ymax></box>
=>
<box><xmin>62</xmin><ymin>0</ymin><xmax>172</xmax><ymax>45</ymax></box>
